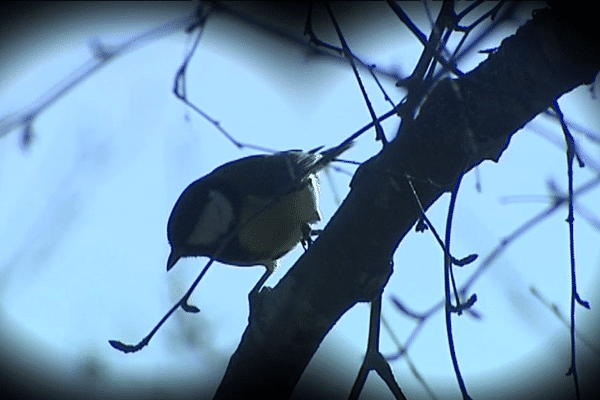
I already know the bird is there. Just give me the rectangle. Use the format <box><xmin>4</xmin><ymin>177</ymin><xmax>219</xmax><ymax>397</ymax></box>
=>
<box><xmin>165</xmin><ymin>140</ymin><xmax>353</xmax><ymax>293</ymax></box>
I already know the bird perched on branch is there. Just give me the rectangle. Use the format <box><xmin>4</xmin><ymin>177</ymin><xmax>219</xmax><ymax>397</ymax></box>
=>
<box><xmin>166</xmin><ymin>140</ymin><xmax>353</xmax><ymax>292</ymax></box>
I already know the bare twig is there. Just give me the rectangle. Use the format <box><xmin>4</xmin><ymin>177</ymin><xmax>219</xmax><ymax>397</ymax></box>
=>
<box><xmin>552</xmin><ymin>100</ymin><xmax>591</xmax><ymax>400</ymax></box>
<box><xmin>443</xmin><ymin>173</ymin><xmax>472</xmax><ymax>400</ymax></box>
<box><xmin>349</xmin><ymin>294</ymin><xmax>407</xmax><ymax>400</ymax></box>
<box><xmin>0</xmin><ymin>10</ymin><xmax>203</xmax><ymax>141</ymax></box>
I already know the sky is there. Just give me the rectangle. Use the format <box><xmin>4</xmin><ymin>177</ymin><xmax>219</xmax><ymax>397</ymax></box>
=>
<box><xmin>1</xmin><ymin>2</ymin><xmax>599</xmax><ymax>399</ymax></box>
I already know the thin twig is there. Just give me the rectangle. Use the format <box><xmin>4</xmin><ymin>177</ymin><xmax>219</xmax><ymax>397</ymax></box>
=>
<box><xmin>406</xmin><ymin>177</ymin><xmax>478</xmax><ymax>272</ymax></box>
<box><xmin>323</xmin><ymin>2</ymin><xmax>387</xmax><ymax>144</ymax></box>
<box><xmin>0</xmin><ymin>10</ymin><xmax>202</xmax><ymax>140</ymax></box>
<box><xmin>530</xmin><ymin>286</ymin><xmax>599</xmax><ymax>356</ymax></box>
<box><xmin>349</xmin><ymin>294</ymin><xmax>407</xmax><ymax>400</ymax></box>
<box><xmin>552</xmin><ymin>100</ymin><xmax>591</xmax><ymax>400</ymax></box>
<box><xmin>385</xmin><ymin>176</ymin><xmax>600</xmax><ymax>362</ymax></box>
<box><xmin>109</xmin><ymin>260</ymin><xmax>214</xmax><ymax>353</ymax></box>
<box><xmin>443</xmin><ymin>173</ymin><xmax>472</xmax><ymax>400</ymax></box>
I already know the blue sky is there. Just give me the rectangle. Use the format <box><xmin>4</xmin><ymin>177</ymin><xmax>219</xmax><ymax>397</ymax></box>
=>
<box><xmin>1</xmin><ymin>2</ymin><xmax>599</xmax><ymax>399</ymax></box>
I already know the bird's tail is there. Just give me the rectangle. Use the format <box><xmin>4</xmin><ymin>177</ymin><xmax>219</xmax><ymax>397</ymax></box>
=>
<box><xmin>312</xmin><ymin>139</ymin><xmax>354</xmax><ymax>172</ymax></box>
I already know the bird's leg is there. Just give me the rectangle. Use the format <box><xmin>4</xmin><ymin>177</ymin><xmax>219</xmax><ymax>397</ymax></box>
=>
<box><xmin>301</xmin><ymin>224</ymin><xmax>323</xmax><ymax>250</ymax></box>
<box><xmin>248</xmin><ymin>268</ymin><xmax>273</xmax><ymax>321</ymax></box>
<box><xmin>249</xmin><ymin>267</ymin><xmax>272</xmax><ymax>301</ymax></box>
<box><xmin>301</xmin><ymin>224</ymin><xmax>312</xmax><ymax>250</ymax></box>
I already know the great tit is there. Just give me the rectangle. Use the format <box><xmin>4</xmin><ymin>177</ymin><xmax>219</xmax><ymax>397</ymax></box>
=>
<box><xmin>166</xmin><ymin>141</ymin><xmax>353</xmax><ymax>279</ymax></box>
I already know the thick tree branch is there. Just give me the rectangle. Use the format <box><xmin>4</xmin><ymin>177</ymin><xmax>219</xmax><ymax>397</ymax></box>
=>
<box><xmin>213</xmin><ymin>8</ymin><xmax>599</xmax><ymax>399</ymax></box>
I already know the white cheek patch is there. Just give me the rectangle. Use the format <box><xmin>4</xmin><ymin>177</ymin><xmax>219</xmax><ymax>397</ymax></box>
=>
<box><xmin>187</xmin><ymin>190</ymin><xmax>234</xmax><ymax>245</ymax></box>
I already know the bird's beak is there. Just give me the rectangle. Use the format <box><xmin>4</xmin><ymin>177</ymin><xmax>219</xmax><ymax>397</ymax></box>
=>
<box><xmin>166</xmin><ymin>250</ymin><xmax>181</xmax><ymax>271</ymax></box>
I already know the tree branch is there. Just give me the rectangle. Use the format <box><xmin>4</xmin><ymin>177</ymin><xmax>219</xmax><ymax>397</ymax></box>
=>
<box><xmin>213</xmin><ymin>7</ymin><xmax>600</xmax><ymax>399</ymax></box>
